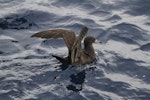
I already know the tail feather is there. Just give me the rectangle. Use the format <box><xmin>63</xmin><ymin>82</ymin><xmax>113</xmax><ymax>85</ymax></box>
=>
<box><xmin>52</xmin><ymin>55</ymin><xmax>69</xmax><ymax>64</ymax></box>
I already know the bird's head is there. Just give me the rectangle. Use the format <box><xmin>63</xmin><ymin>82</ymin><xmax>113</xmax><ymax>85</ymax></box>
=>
<box><xmin>84</xmin><ymin>36</ymin><xmax>101</xmax><ymax>45</ymax></box>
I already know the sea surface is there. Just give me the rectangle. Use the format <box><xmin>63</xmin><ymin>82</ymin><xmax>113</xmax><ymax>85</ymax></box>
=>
<box><xmin>0</xmin><ymin>0</ymin><xmax>150</xmax><ymax>100</ymax></box>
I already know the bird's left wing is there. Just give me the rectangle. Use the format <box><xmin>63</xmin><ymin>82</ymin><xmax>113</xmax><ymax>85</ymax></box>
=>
<box><xmin>31</xmin><ymin>29</ymin><xmax>76</xmax><ymax>52</ymax></box>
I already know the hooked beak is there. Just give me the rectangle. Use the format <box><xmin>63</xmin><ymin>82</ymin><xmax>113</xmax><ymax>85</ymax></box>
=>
<box><xmin>94</xmin><ymin>39</ymin><xmax>102</xmax><ymax>44</ymax></box>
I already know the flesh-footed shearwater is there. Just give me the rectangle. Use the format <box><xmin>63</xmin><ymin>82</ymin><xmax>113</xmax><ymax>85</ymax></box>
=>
<box><xmin>31</xmin><ymin>26</ymin><xmax>101</xmax><ymax>65</ymax></box>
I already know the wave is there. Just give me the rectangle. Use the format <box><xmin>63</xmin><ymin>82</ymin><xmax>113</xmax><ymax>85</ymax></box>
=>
<box><xmin>0</xmin><ymin>0</ymin><xmax>150</xmax><ymax>100</ymax></box>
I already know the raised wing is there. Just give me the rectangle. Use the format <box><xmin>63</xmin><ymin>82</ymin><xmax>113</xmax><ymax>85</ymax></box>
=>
<box><xmin>71</xmin><ymin>26</ymin><xmax>88</xmax><ymax>64</ymax></box>
<box><xmin>31</xmin><ymin>29</ymin><xmax>76</xmax><ymax>52</ymax></box>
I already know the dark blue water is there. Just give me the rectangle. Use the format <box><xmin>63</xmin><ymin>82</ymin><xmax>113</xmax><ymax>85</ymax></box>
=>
<box><xmin>0</xmin><ymin>0</ymin><xmax>150</xmax><ymax>100</ymax></box>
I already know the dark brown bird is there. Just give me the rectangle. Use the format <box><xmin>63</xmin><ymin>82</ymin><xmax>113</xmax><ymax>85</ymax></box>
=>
<box><xmin>31</xmin><ymin>26</ymin><xmax>101</xmax><ymax>65</ymax></box>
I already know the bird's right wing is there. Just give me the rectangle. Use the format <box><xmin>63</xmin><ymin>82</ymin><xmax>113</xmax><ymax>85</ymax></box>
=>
<box><xmin>71</xmin><ymin>26</ymin><xmax>88</xmax><ymax>64</ymax></box>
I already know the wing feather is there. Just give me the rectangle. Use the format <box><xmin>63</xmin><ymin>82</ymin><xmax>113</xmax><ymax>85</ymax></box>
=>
<box><xmin>31</xmin><ymin>29</ymin><xmax>76</xmax><ymax>52</ymax></box>
<box><xmin>71</xmin><ymin>26</ymin><xmax>88</xmax><ymax>64</ymax></box>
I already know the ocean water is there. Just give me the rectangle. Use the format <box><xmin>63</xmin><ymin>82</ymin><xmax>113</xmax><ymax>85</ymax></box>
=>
<box><xmin>0</xmin><ymin>0</ymin><xmax>150</xmax><ymax>100</ymax></box>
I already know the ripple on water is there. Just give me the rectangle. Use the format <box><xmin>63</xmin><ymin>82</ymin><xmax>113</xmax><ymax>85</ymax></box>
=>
<box><xmin>0</xmin><ymin>0</ymin><xmax>150</xmax><ymax>100</ymax></box>
<box><xmin>140</xmin><ymin>43</ymin><xmax>150</xmax><ymax>51</ymax></box>
<box><xmin>101</xmin><ymin>22</ymin><xmax>150</xmax><ymax>45</ymax></box>
<box><xmin>0</xmin><ymin>10</ymin><xmax>59</xmax><ymax>30</ymax></box>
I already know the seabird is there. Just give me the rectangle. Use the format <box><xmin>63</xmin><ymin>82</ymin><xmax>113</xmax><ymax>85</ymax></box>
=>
<box><xmin>31</xmin><ymin>26</ymin><xmax>101</xmax><ymax>65</ymax></box>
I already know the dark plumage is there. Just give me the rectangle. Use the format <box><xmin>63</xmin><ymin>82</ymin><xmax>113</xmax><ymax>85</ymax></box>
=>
<box><xmin>31</xmin><ymin>26</ymin><xmax>101</xmax><ymax>65</ymax></box>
